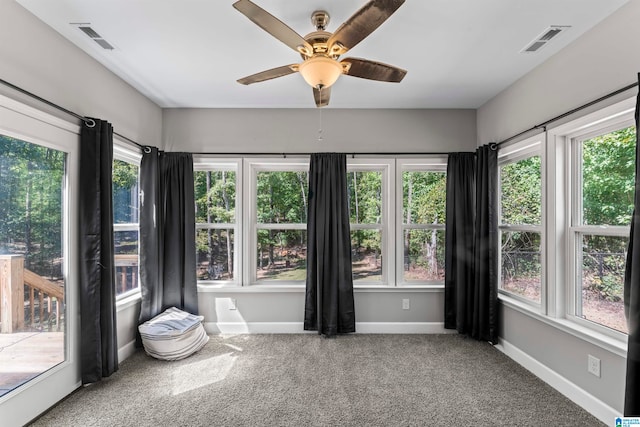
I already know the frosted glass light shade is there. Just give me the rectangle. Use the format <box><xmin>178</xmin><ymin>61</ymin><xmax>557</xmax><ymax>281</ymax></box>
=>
<box><xmin>298</xmin><ymin>56</ymin><xmax>343</xmax><ymax>88</ymax></box>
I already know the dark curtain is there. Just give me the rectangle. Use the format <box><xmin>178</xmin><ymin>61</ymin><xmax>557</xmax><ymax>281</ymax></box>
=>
<box><xmin>138</xmin><ymin>148</ymin><xmax>198</xmax><ymax>334</ymax></box>
<box><xmin>444</xmin><ymin>146</ymin><xmax>498</xmax><ymax>343</ymax></box>
<box><xmin>472</xmin><ymin>146</ymin><xmax>499</xmax><ymax>343</ymax></box>
<box><xmin>78</xmin><ymin>118</ymin><xmax>118</xmax><ymax>384</ymax></box>
<box><xmin>623</xmin><ymin>73</ymin><xmax>640</xmax><ymax>416</ymax></box>
<box><xmin>444</xmin><ymin>153</ymin><xmax>476</xmax><ymax>332</ymax></box>
<box><xmin>304</xmin><ymin>153</ymin><xmax>356</xmax><ymax>336</ymax></box>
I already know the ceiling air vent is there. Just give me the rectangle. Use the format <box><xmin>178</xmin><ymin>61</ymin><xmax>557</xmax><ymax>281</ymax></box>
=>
<box><xmin>521</xmin><ymin>25</ymin><xmax>570</xmax><ymax>53</ymax></box>
<box><xmin>71</xmin><ymin>23</ymin><xmax>115</xmax><ymax>50</ymax></box>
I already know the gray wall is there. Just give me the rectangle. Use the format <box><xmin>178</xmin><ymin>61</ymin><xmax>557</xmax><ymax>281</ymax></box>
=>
<box><xmin>166</xmin><ymin>107</ymin><xmax>476</xmax><ymax>333</ymax></box>
<box><xmin>163</xmin><ymin>108</ymin><xmax>476</xmax><ymax>153</ymax></box>
<box><xmin>198</xmin><ymin>290</ymin><xmax>446</xmax><ymax>331</ymax></box>
<box><xmin>477</xmin><ymin>0</ymin><xmax>640</xmax><ymax>416</ymax></box>
<box><xmin>0</xmin><ymin>1</ymin><xmax>162</xmax><ymax>147</ymax></box>
<box><xmin>477</xmin><ymin>0</ymin><xmax>640</xmax><ymax>146</ymax></box>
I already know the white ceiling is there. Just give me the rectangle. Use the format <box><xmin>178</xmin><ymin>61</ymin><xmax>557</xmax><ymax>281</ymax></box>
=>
<box><xmin>17</xmin><ymin>0</ymin><xmax>627</xmax><ymax>109</ymax></box>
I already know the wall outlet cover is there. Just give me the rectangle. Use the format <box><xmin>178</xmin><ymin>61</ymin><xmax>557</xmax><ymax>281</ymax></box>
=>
<box><xmin>587</xmin><ymin>354</ymin><xmax>601</xmax><ymax>378</ymax></box>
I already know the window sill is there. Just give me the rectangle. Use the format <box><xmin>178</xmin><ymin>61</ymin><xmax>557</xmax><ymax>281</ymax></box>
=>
<box><xmin>499</xmin><ymin>294</ymin><xmax>628</xmax><ymax>358</ymax></box>
<box><xmin>116</xmin><ymin>291</ymin><xmax>141</xmax><ymax>312</ymax></box>
<box><xmin>197</xmin><ymin>284</ymin><xmax>305</xmax><ymax>293</ymax></box>
<box><xmin>196</xmin><ymin>283</ymin><xmax>445</xmax><ymax>293</ymax></box>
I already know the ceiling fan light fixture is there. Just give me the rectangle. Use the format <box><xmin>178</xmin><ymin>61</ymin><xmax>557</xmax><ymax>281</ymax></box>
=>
<box><xmin>298</xmin><ymin>56</ymin><xmax>343</xmax><ymax>89</ymax></box>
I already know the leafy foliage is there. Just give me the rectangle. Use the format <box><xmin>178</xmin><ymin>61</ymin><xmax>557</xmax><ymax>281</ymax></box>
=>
<box><xmin>500</xmin><ymin>156</ymin><xmax>541</xmax><ymax>225</ymax></box>
<box><xmin>499</xmin><ymin>126</ymin><xmax>636</xmax><ymax>310</ymax></box>
<box><xmin>402</xmin><ymin>171</ymin><xmax>447</xmax><ymax>280</ymax></box>
<box><xmin>0</xmin><ymin>135</ymin><xmax>65</xmax><ymax>280</ymax></box>
<box><xmin>112</xmin><ymin>159</ymin><xmax>139</xmax><ymax>224</ymax></box>
<box><xmin>582</xmin><ymin>126</ymin><xmax>635</xmax><ymax>226</ymax></box>
<box><xmin>194</xmin><ymin>170</ymin><xmax>236</xmax><ymax>280</ymax></box>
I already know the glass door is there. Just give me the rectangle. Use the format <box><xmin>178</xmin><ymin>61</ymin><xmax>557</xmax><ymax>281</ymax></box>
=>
<box><xmin>0</xmin><ymin>100</ymin><xmax>80</xmax><ymax>426</ymax></box>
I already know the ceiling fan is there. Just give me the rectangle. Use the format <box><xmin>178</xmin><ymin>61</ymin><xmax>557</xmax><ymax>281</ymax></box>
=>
<box><xmin>233</xmin><ymin>0</ymin><xmax>407</xmax><ymax>107</ymax></box>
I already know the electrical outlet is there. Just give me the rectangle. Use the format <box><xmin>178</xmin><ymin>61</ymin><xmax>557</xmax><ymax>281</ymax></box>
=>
<box><xmin>587</xmin><ymin>355</ymin><xmax>601</xmax><ymax>377</ymax></box>
<box><xmin>402</xmin><ymin>299</ymin><xmax>410</xmax><ymax>310</ymax></box>
<box><xmin>229</xmin><ymin>298</ymin><xmax>237</xmax><ymax>310</ymax></box>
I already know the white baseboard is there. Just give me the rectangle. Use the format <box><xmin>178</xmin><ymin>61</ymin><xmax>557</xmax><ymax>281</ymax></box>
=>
<box><xmin>496</xmin><ymin>338</ymin><xmax>621</xmax><ymax>425</ymax></box>
<box><xmin>117</xmin><ymin>339</ymin><xmax>137</xmax><ymax>362</ymax></box>
<box><xmin>203</xmin><ymin>321</ymin><xmax>452</xmax><ymax>334</ymax></box>
<box><xmin>204</xmin><ymin>322</ymin><xmax>308</xmax><ymax>334</ymax></box>
<box><xmin>356</xmin><ymin>322</ymin><xmax>453</xmax><ymax>334</ymax></box>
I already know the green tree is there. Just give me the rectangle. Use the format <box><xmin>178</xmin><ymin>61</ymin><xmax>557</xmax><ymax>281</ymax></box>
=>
<box><xmin>582</xmin><ymin>126</ymin><xmax>635</xmax><ymax>226</ymax></box>
<box><xmin>0</xmin><ymin>135</ymin><xmax>65</xmax><ymax>280</ymax></box>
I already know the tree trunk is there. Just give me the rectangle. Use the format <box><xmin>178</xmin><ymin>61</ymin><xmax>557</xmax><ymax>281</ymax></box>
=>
<box><xmin>25</xmin><ymin>161</ymin><xmax>33</xmax><ymax>269</ymax></box>
<box><xmin>221</xmin><ymin>171</ymin><xmax>233</xmax><ymax>277</ymax></box>
<box><xmin>353</xmin><ymin>171</ymin><xmax>359</xmax><ymax>223</ymax></box>
<box><xmin>206</xmin><ymin>171</ymin><xmax>215</xmax><ymax>278</ymax></box>
<box><xmin>268</xmin><ymin>181</ymin><xmax>275</xmax><ymax>267</ymax></box>
<box><xmin>298</xmin><ymin>172</ymin><xmax>307</xmax><ymax>247</ymax></box>
<box><xmin>428</xmin><ymin>216</ymin><xmax>438</xmax><ymax>276</ymax></box>
<box><xmin>268</xmin><ymin>231</ymin><xmax>275</xmax><ymax>267</ymax></box>
<box><xmin>404</xmin><ymin>173</ymin><xmax>412</xmax><ymax>271</ymax></box>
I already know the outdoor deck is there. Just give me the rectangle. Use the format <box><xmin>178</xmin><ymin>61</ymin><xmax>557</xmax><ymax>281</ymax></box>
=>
<box><xmin>0</xmin><ymin>332</ymin><xmax>64</xmax><ymax>397</ymax></box>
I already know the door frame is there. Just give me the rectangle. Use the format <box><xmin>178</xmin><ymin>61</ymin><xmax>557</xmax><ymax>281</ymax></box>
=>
<box><xmin>0</xmin><ymin>94</ymin><xmax>81</xmax><ymax>426</ymax></box>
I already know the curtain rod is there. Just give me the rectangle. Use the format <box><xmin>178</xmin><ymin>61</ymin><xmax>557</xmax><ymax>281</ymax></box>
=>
<box><xmin>496</xmin><ymin>81</ymin><xmax>639</xmax><ymax>147</ymax></box>
<box><xmin>11</xmin><ymin>76</ymin><xmax>634</xmax><ymax>156</ymax></box>
<box><xmin>188</xmin><ymin>151</ymin><xmax>456</xmax><ymax>157</ymax></box>
<box><xmin>0</xmin><ymin>78</ymin><xmax>144</xmax><ymax>150</ymax></box>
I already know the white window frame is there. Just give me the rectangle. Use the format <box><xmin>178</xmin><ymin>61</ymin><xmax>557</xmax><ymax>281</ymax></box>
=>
<box><xmin>395</xmin><ymin>157</ymin><xmax>447</xmax><ymax>287</ymax></box>
<box><xmin>244</xmin><ymin>157</ymin><xmax>309</xmax><ymax>286</ymax></box>
<box><xmin>565</xmin><ymin>117</ymin><xmax>633</xmax><ymax>339</ymax></box>
<box><xmin>543</xmin><ymin>95</ymin><xmax>635</xmax><ymax>344</ymax></box>
<box><xmin>195</xmin><ymin>155</ymin><xmax>451</xmax><ymax>289</ymax></box>
<box><xmin>497</xmin><ymin>136</ymin><xmax>545</xmax><ymax>309</ymax></box>
<box><xmin>113</xmin><ymin>141</ymin><xmax>142</xmax><ymax>300</ymax></box>
<box><xmin>347</xmin><ymin>158</ymin><xmax>394</xmax><ymax>287</ymax></box>
<box><xmin>193</xmin><ymin>157</ymin><xmax>242</xmax><ymax>287</ymax></box>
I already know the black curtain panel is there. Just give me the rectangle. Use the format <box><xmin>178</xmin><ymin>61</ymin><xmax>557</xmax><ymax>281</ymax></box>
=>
<box><xmin>138</xmin><ymin>147</ymin><xmax>165</xmax><ymax>336</ymax></box>
<box><xmin>139</xmin><ymin>149</ymin><xmax>198</xmax><ymax>333</ymax></box>
<box><xmin>623</xmin><ymin>73</ymin><xmax>640</xmax><ymax>416</ymax></box>
<box><xmin>472</xmin><ymin>145</ymin><xmax>499</xmax><ymax>343</ymax></box>
<box><xmin>444</xmin><ymin>147</ymin><xmax>498</xmax><ymax>342</ymax></box>
<box><xmin>444</xmin><ymin>153</ymin><xmax>476</xmax><ymax>332</ymax></box>
<box><xmin>78</xmin><ymin>118</ymin><xmax>118</xmax><ymax>384</ymax></box>
<box><xmin>304</xmin><ymin>153</ymin><xmax>356</xmax><ymax>336</ymax></box>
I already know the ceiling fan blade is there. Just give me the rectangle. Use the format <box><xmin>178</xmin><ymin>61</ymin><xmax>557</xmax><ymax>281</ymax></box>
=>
<box><xmin>341</xmin><ymin>58</ymin><xmax>406</xmax><ymax>82</ymax></box>
<box><xmin>233</xmin><ymin>0</ymin><xmax>313</xmax><ymax>55</ymax></box>
<box><xmin>237</xmin><ymin>65</ymin><xmax>298</xmax><ymax>85</ymax></box>
<box><xmin>313</xmin><ymin>86</ymin><xmax>331</xmax><ymax>108</ymax></box>
<box><xmin>327</xmin><ymin>0</ymin><xmax>405</xmax><ymax>54</ymax></box>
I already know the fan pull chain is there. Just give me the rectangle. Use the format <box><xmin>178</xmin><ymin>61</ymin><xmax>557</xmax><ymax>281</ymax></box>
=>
<box><xmin>318</xmin><ymin>107</ymin><xmax>323</xmax><ymax>142</ymax></box>
<box><xmin>317</xmin><ymin>87</ymin><xmax>323</xmax><ymax>142</ymax></box>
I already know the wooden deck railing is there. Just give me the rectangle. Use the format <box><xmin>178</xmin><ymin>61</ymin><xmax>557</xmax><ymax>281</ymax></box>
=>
<box><xmin>0</xmin><ymin>255</ymin><xmax>64</xmax><ymax>333</ymax></box>
<box><xmin>115</xmin><ymin>254</ymin><xmax>138</xmax><ymax>295</ymax></box>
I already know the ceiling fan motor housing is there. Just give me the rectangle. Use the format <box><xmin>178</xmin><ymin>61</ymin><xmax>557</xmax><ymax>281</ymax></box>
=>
<box><xmin>311</xmin><ymin>10</ymin><xmax>330</xmax><ymax>30</ymax></box>
<box><xmin>302</xmin><ymin>30</ymin><xmax>333</xmax><ymax>58</ymax></box>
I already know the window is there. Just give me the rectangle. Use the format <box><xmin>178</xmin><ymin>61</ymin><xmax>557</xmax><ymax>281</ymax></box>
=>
<box><xmin>347</xmin><ymin>159</ymin><xmax>393</xmax><ymax>284</ymax></box>
<box><xmin>194</xmin><ymin>159</ymin><xmax>240</xmax><ymax>284</ymax></box>
<box><xmin>396</xmin><ymin>158</ymin><xmax>447</xmax><ymax>285</ymax></box>
<box><xmin>112</xmin><ymin>145</ymin><xmax>141</xmax><ymax>298</ymax></box>
<box><xmin>498</xmin><ymin>138</ymin><xmax>543</xmax><ymax>305</ymax></box>
<box><xmin>247</xmin><ymin>159</ymin><xmax>308</xmax><ymax>284</ymax></box>
<box><xmin>193</xmin><ymin>156</ymin><xmax>447</xmax><ymax>287</ymax></box>
<box><xmin>569</xmin><ymin>123</ymin><xmax>633</xmax><ymax>334</ymax></box>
